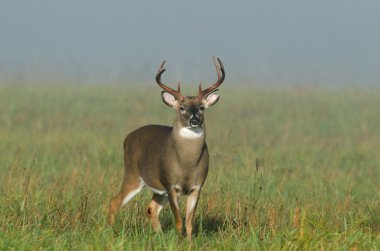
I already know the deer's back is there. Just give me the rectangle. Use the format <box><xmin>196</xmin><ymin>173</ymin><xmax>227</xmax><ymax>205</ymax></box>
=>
<box><xmin>123</xmin><ymin>124</ymin><xmax>172</xmax><ymax>156</ymax></box>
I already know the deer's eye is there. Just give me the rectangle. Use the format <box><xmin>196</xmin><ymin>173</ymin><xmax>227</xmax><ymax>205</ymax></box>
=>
<box><xmin>199</xmin><ymin>106</ymin><xmax>205</xmax><ymax>111</ymax></box>
<box><xmin>179</xmin><ymin>106</ymin><xmax>186</xmax><ymax>113</ymax></box>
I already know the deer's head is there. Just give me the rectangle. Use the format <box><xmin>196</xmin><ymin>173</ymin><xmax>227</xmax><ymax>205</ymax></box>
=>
<box><xmin>156</xmin><ymin>57</ymin><xmax>225</xmax><ymax>129</ymax></box>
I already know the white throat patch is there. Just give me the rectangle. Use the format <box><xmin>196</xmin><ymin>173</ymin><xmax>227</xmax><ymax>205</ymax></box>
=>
<box><xmin>179</xmin><ymin>127</ymin><xmax>204</xmax><ymax>139</ymax></box>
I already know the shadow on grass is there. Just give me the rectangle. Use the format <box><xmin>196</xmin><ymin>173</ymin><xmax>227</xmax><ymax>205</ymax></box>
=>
<box><xmin>160</xmin><ymin>214</ymin><xmax>224</xmax><ymax>237</ymax></box>
<box><xmin>195</xmin><ymin>215</ymin><xmax>225</xmax><ymax>236</ymax></box>
<box><xmin>111</xmin><ymin>211</ymin><xmax>225</xmax><ymax>238</ymax></box>
<box><xmin>161</xmin><ymin>216</ymin><xmax>225</xmax><ymax>236</ymax></box>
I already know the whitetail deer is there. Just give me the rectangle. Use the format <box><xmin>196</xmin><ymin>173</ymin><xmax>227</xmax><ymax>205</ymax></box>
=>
<box><xmin>108</xmin><ymin>57</ymin><xmax>225</xmax><ymax>239</ymax></box>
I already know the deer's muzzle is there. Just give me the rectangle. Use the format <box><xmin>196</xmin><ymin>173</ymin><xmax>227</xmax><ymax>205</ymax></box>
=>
<box><xmin>189</xmin><ymin>115</ymin><xmax>201</xmax><ymax>128</ymax></box>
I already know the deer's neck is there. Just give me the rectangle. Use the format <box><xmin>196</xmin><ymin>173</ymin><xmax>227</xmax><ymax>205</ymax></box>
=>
<box><xmin>170</xmin><ymin>121</ymin><xmax>206</xmax><ymax>166</ymax></box>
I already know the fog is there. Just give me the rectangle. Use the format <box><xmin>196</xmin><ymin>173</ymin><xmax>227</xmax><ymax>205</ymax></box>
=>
<box><xmin>1</xmin><ymin>1</ymin><xmax>379</xmax><ymax>86</ymax></box>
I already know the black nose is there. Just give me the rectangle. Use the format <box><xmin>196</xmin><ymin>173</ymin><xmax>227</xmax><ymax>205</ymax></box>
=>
<box><xmin>189</xmin><ymin>115</ymin><xmax>201</xmax><ymax>127</ymax></box>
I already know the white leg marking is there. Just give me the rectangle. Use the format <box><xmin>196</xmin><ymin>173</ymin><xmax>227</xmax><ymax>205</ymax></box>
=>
<box><xmin>173</xmin><ymin>184</ymin><xmax>182</xmax><ymax>190</ymax></box>
<box><xmin>186</xmin><ymin>186</ymin><xmax>200</xmax><ymax>217</ymax></box>
<box><xmin>186</xmin><ymin>195</ymin><xmax>198</xmax><ymax>214</ymax></box>
<box><xmin>191</xmin><ymin>185</ymin><xmax>201</xmax><ymax>191</ymax></box>
<box><xmin>122</xmin><ymin>183</ymin><xmax>144</xmax><ymax>207</ymax></box>
<box><xmin>157</xmin><ymin>196</ymin><xmax>168</xmax><ymax>215</ymax></box>
<box><xmin>157</xmin><ymin>205</ymin><xmax>163</xmax><ymax>214</ymax></box>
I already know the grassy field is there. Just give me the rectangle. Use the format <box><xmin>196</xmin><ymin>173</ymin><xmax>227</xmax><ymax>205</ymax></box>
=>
<box><xmin>0</xmin><ymin>84</ymin><xmax>379</xmax><ymax>250</ymax></box>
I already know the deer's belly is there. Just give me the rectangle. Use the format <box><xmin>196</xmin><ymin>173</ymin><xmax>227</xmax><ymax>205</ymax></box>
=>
<box><xmin>140</xmin><ymin>176</ymin><xmax>203</xmax><ymax>196</ymax></box>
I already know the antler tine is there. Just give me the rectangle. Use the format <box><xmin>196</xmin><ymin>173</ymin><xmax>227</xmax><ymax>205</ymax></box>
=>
<box><xmin>199</xmin><ymin>57</ymin><xmax>225</xmax><ymax>98</ymax></box>
<box><xmin>156</xmin><ymin>61</ymin><xmax>183</xmax><ymax>99</ymax></box>
<box><xmin>213</xmin><ymin>56</ymin><xmax>222</xmax><ymax>80</ymax></box>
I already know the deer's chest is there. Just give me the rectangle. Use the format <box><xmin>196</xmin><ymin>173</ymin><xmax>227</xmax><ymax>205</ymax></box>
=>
<box><xmin>163</xmin><ymin>155</ymin><xmax>208</xmax><ymax>192</ymax></box>
<box><xmin>162</xmin><ymin>137</ymin><xmax>209</xmax><ymax>191</ymax></box>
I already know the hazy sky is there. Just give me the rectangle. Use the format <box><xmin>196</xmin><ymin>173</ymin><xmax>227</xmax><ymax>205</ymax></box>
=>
<box><xmin>1</xmin><ymin>1</ymin><xmax>379</xmax><ymax>86</ymax></box>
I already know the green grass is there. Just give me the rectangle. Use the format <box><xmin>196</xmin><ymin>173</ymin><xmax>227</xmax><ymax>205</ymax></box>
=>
<box><xmin>0</xmin><ymin>84</ymin><xmax>379</xmax><ymax>250</ymax></box>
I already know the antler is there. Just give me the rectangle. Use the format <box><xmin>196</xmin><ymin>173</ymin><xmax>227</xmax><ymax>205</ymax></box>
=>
<box><xmin>198</xmin><ymin>57</ymin><xmax>225</xmax><ymax>98</ymax></box>
<box><xmin>156</xmin><ymin>61</ymin><xmax>183</xmax><ymax>100</ymax></box>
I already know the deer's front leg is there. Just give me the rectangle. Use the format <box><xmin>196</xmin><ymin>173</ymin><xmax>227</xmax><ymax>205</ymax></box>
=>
<box><xmin>168</xmin><ymin>187</ymin><xmax>183</xmax><ymax>235</ymax></box>
<box><xmin>185</xmin><ymin>187</ymin><xmax>200</xmax><ymax>240</ymax></box>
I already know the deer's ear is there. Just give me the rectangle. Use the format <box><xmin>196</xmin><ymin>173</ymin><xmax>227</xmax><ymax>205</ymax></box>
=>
<box><xmin>203</xmin><ymin>92</ymin><xmax>220</xmax><ymax>107</ymax></box>
<box><xmin>161</xmin><ymin>91</ymin><xmax>177</xmax><ymax>107</ymax></box>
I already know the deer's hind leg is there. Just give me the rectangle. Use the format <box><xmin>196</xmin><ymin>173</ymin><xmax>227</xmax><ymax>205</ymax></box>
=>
<box><xmin>146</xmin><ymin>194</ymin><xmax>168</xmax><ymax>232</ymax></box>
<box><xmin>108</xmin><ymin>177</ymin><xmax>143</xmax><ymax>225</ymax></box>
